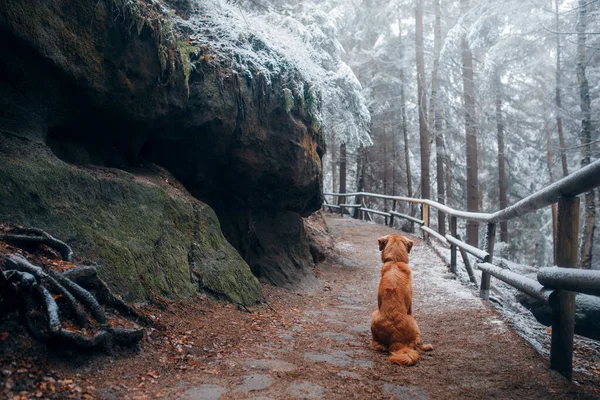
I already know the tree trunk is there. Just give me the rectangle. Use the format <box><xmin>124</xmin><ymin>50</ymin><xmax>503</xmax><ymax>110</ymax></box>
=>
<box><xmin>399</xmin><ymin>16</ymin><xmax>414</xmax><ymax>232</ymax></box>
<box><xmin>383</xmin><ymin>128</ymin><xmax>389</xmax><ymax>211</ymax></box>
<box><xmin>555</xmin><ymin>0</ymin><xmax>569</xmax><ymax>178</ymax></box>
<box><xmin>331</xmin><ymin>141</ymin><xmax>338</xmax><ymax>196</ymax></box>
<box><xmin>495</xmin><ymin>74</ymin><xmax>508</xmax><ymax>243</ymax></box>
<box><xmin>416</xmin><ymin>0</ymin><xmax>430</xmax><ymax>201</ymax></box>
<box><xmin>545</xmin><ymin>104</ymin><xmax>559</xmax><ymax>253</ymax></box>
<box><xmin>338</xmin><ymin>142</ymin><xmax>347</xmax><ymax>207</ymax></box>
<box><xmin>577</xmin><ymin>0</ymin><xmax>596</xmax><ymax>269</ymax></box>
<box><xmin>444</xmin><ymin>108</ymin><xmax>453</xmax><ymax>207</ymax></box>
<box><xmin>430</xmin><ymin>0</ymin><xmax>445</xmax><ymax>236</ymax></box>
<box><xmin>354</xmin><ymin>146</ymin><xmax>365</xmax><ymax>218</ymax></box>
<box><xmin>461</xmin><ymin>0</ymin><xmax>479</xmax><ymax>247</ymax></box>
<box><xmin>392</xmin><ymin>123</ymin><xmax>397</xmax><ymax>197</ymax></box>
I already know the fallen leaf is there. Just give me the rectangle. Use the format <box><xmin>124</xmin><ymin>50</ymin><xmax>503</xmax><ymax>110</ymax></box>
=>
<box><xmin>146</xmin><ymin>371</ymin><xmax>160</xmax><ymax>379</ymax></box>
<box><xmin>0</xmin><ymin>332</ymin><xmax>9</xmax><ymax>341</ymax></box>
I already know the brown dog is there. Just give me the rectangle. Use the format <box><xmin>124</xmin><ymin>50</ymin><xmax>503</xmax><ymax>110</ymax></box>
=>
<box><xmin>370</xmin><ymin>234</ymin><xmax>433</xmax><ymax>366</ymax></box>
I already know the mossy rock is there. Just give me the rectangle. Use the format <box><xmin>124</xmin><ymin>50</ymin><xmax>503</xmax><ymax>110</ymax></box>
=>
<box><xmin>0</xmin><ymin>141</ymin><xmax>261</xmax><ymax>305</ymax></box>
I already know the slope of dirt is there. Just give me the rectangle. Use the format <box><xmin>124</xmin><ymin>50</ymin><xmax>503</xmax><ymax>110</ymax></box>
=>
<box><xmin>2</xmin><ymin>214</ymin><xmax>599</xmax><ymax>399</ymax></box>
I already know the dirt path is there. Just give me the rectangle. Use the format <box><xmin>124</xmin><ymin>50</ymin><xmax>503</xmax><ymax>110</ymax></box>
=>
<box><xmin>170</xmin><ymin>215</ymin><xmax>595</xmax><ymax>399</ymax></box>
<box><xmin>2</xmin><ymin>215</ymin><xmax>598</xmax><ymax>399</ymax></box>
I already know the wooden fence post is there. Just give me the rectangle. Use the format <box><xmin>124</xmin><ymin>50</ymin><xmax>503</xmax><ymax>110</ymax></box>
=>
<box><xmin>457</xmin><ymin>234</ymin><xmax>478</xmax><ymax>285</ymax></box>
<box><xmin>550</xmin><ymin>196</ymin><xmax>579</xmax><ymax>380</ymax></box>
<box><xmin>450</xmin><ymin>216</ymin><xmax>458</xmax><ymax>274</ymax></box>
<box><xmin>353</xmin><ymin>195</ymin><xmax>361</xmax><ymax>219</ymax></box>
<box><xmin>389</xmin><ymin>200</ymin><xmax>397</xmax><ymax>227</ymax></box>
<box><xmin>480</xmin><ymin>223</ymin><xmax>496</xmax><ymax>300</ymax></box>
<box><xmin>361</xmin><ymin>198</ymin><xmax>368</xmax><ymax>221</ymax></box>
<box><xmin>421</xmin><ymin>204</ymin><xmax>429</xmax><ymax>239</ymax></box>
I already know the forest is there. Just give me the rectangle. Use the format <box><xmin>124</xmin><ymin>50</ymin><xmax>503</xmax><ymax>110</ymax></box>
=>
<box><xmin>249</xmin><ymin>0</ymin><xmax>600</xmax><ymax>270</ymax></box>
<box><xmin>1</xmin><ymin>0</ymin><xmax>599</xmax><ymax>398</ymax></box>
<box><xmin>182</xmin><ymin>0</ymin><xmax>600</xmax><ymax>269</ymax></box>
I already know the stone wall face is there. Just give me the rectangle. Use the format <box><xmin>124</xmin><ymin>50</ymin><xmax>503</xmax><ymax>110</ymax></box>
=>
<box><xmin>0</xmin><ymin>0</ymin><xmax>325</xmax><ymax>301</ymax></box>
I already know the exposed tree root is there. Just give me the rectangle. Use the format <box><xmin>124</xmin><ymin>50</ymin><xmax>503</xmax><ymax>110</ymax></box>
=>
<box><xmin>0</xmin><ymin>227</ymin><xmax>73</xmax><ymax>262</ymax></box>
<box><xmin>0</xmin><ymin>230</ymin><xmax>148</xmax><ymax>352</ymax></box>
<box><xmin>64</xmin><ymin>265</ymin><xmax>151</xmax><ymax>326</ymax></box>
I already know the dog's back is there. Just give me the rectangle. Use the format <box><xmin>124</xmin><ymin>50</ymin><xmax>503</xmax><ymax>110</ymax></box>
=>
<box><xmin>377</xmin><ymin>261</ymin><xmax>412</xmax><ymax>313</ymax></box>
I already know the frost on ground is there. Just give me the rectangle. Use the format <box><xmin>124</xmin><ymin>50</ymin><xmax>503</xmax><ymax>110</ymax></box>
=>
<box><xmin>335</xmin><ymin>241</ymin><xmax>355</xmax><ymax>254</ymax></box>
<box><xmin>429</xmin><ymin>240</ymin><xmax>600</xmax><ymax>382</ymax></box>
<box><xmin>410</xmin><ymin>242</ymin><xmax>480</xmax><ymax>314</ymax></box>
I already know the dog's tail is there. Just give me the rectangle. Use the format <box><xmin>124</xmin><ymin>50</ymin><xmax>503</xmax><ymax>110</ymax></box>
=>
<box><xmin>388</xmin><ymin>347</ymin><xmax>419</xmax><ymax>366</ymax></box>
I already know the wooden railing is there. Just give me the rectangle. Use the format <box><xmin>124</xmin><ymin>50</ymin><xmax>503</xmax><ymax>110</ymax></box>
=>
<box><xmin>323</xmin><ymin>158</ymin><xmax>600</xmax><ymax>380</ymax></box>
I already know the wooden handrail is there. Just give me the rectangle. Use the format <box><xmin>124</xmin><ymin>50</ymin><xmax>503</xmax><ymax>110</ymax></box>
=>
<box><xmin>360</xmin><ymin>207</ymin><xmax>391</xmax><ymax>217</ymax></box>
<box><xmin>421</xmin><ymin>226</ymin><xmax>448</xmax><ymax>245</ymax></box>
<box><xmin>324</xmin><ymin>157</ymin><xmax>600</xmax><ymax>225</ymax></box>
<box><xmin>389</xmin><ymin>211</ymin><xmax>424</xmax><ymax>225</ymax></box>
<box><xmin>538</xmin><ymin>267</ymin><xmax>600</xmax><ymax>297</ymax></box>
<box><xmin>325</xmin><ymin>191</ymin><xmax>493</xmax><ymax>223</ymax></box>
<box><xmin>478</xmin><ymin>263</ymin><xmax>554</xmax><ymax>304</ymax></box>
<box><xmin>445</xmin><ymin>234</ymin><xmax>489</xmax><ymax>262</ymax></box>
<box><xmin>322</xmin><ymin>159</ymin><xmax>600</xmax><ymax>381</ymax></box>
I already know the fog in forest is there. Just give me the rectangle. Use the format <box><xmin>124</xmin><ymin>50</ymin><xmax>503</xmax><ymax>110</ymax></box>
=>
<box><xmin>206</xmin><ymin>0</ymin><xmax>600</xmax><ymax>270</ymax></box>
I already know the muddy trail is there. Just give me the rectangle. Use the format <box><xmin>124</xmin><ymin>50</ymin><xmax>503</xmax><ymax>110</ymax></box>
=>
<box><xmin>1</xmin><ymin>214</ymin><xmax>599</xmax><ymax>399</ymax></box>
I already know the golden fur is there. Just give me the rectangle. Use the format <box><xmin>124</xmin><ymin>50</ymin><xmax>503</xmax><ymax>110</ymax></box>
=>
<box><xmin>370</xmin><ymin>234</ymin><xmax>433</xmax><ymax>366</ymax></box>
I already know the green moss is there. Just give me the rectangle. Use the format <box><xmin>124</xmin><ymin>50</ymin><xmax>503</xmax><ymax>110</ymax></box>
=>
<box><xmin>304</xmin><ymin>84</ymin><xmax>321</xmax><ymax>131</ymax></box>
<box><xmin>190</xmin><ymin>204</ymin><xmax>262</xmax><ymax>305</ymax></box>
<box><xmin>0</xmin><ymin>149</ymin><xmax>261</xmax><ymax>305</ymax></box>
<box><xmin>178</xmin><ymin>40</ymin><xmax>197</xmax><ymax>96</ymax></box>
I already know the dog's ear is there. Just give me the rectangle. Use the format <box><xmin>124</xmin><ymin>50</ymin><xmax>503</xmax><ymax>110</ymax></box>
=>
<box><xmin>378</xmin><ymin>235</ymin><xmax>389</xmax><ymax>251</ymax></box>
<box><xmin>406</xmin><ymin>238</ymin><xmax>414</xmax><ymax>253</ymax></box>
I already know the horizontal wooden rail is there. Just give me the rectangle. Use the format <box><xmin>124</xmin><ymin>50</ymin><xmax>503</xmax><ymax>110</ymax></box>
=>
<box><xmin>339</xmin><ymin>204</ymin><xmax>361</xmax><ymax>208</ymax></box>
<box><xmin>324</xmin><ymin>191</ymin><xmax>493</xmax><ymax>223</ymax></box>
<box><xmin>445</xmin><ymin>234</ymin><xmax>489</xmax><ymax>262</ymax></box>
<box><xmin>323</xmin><ymin>204</ymin><xmax>341</xmax><ymax>209</ymax></box>
<box><xmin>488</xmin><ymin>159</ymin><xmax>600</xmax><ymax>223</ymax></box>
<box><xmin>360</xmin><ymin>207</ymin><xmax>391</xmax><ymax>217</ymax></box>
<box><xmin>478</xmin><ymin>263</ymin><xmax>554</xmax><ymax>305</ymax></box>
<box><xmin>389</xmin><ymin>211</ymin><xmax>424</xmax><ymax>225</ymax></box>
<box><xmin>538</xmin><ymin>267</ymin><xmax>600</xmax><ymax>297</ymax></box>
<box><xmin>420</xmin><ymin>226</ymin><xmax>448</xmax><ymax>245</ymax></box>
<box><xmin>324</xmin><ymin>157</ymin><xmax>600</xmax><ymax>225</ymax></box>
<box><xmin>323</xmin><ymin>161</ymin><xmax>600</xmax><ymax>381</ymax></box>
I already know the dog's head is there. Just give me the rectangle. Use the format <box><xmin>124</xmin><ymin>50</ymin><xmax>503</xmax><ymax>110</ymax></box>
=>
<box><xmin>378</xmin><ymin>234</ymin><xmax>413</xmax><ymax>263</ymax></box>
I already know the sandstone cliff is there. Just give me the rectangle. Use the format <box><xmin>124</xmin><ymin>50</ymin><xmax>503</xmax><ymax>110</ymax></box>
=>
<box><xmin>0</xmin><ymin>0</ymin><xmax>325</xmax><ymax>303</ymax></box>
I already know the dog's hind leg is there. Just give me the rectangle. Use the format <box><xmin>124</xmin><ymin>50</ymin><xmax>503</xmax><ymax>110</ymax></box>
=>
<box><xmin>388</xmin><ymin>345</ymin><xmax>419</xmax><ymax>366</ymax></box>
<box><xmin>370</xmin><ymin>340</ymin><xmax>387</xmax><ymax>352</ymax></box>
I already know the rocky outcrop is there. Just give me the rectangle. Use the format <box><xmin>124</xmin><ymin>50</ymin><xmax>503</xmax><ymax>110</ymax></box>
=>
<box><xmin>303</xmin><ymin>212</ymin><xmax>335</xmax><ymax>264</ymax></box>
<box><xmin>143</xmin><ymin>64</ymin><xmax>324</xmax><ymax>288</ymax></box>
<box><xmin>0</xmin><ymin>137</ymin><xmax>262</xmax><ymax>304</ymax></box>
<box><xmin>0</xmin><ymin>0</ymin><xmax>324</xmax><ymax>299</ymax></box>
